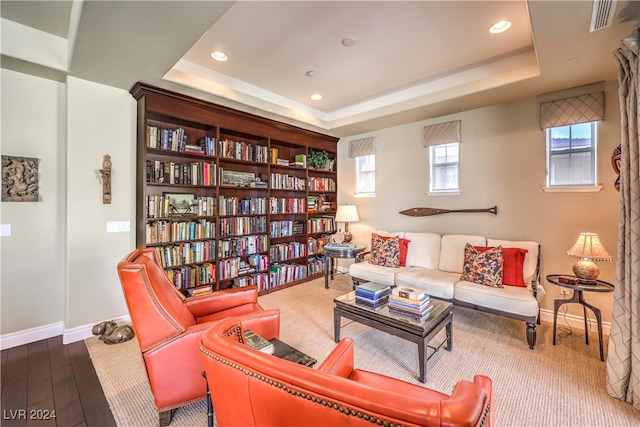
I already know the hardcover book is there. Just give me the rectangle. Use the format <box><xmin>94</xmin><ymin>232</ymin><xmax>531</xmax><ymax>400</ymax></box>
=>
<box><xmin>244</xmin><ymin>329</ymin><xmax>275</xmax><ymax>355</ymax></box>
<box><xmin>356</xmin><ymin>282</ymin><xmax>391</xmax><ymax>296</ymax></box>
<box><xmin>391</xmin><ymin>286</ymin><xmax>425</xmax><ymax>300</ymax></box>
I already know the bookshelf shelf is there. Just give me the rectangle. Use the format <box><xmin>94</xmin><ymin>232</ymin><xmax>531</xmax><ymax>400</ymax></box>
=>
<box><xmin>131</xmin><ymin>83</ymin><xmax>338</xmax><ymax>296</ymax></box>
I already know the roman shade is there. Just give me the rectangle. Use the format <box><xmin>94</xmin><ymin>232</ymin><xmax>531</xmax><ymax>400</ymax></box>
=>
<box><xmin>423</xmin><ymin>120</ymin><xmax>461</xmax><ymax>147</ymax></box>
<box><xmin>539</xmin><ymin>92</ymin><xmax>605</xmax><ymax>129</ymax></box>
<box><xmin>349</xmin><ymin>137</ymin><xmax>376</xmax><ymax>158</ymax></box>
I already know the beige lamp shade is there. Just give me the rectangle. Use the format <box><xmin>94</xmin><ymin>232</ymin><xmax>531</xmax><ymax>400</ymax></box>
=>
<box><xmin>566</xmin><ymin>232</ymin><xmax>612</xmax><ymax>281</ymax></box>
<box><xmin>335</xmin><ymin>205</ymin><xmax>360</xmax><ymax>243</ymax></box>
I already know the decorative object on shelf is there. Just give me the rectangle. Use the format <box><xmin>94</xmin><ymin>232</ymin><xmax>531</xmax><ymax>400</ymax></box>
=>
<box><xmin>221</xmin><ymin>170</ymin><xmax>256</xmax><ymax>187</ymax></box>
<box><xmin>164</xmin><ymin>193</ymin><xmax>197</xmax><ymax>215</ymax></box>
<box><xmin>335</xmin><ymin>204</ymin><xmax>360</xmax><ymax>243</ymax></box>
<box><xmin>100</xmin><ymin>154</ymin><xmax>112</xmax><ymax>204</ymax></box>
<box><xmin>331</xmin><ymin>229</ymin><xmax>345</xmax><ymax>244</ymax></box>
<box><xmin>307</xmin><ymin>149</ymin><xmax>329</xmax><ymax>169</ymax></box>
<box><xmin>1</xmin><ymin>155</ymin><xmax>40</xmax><ymax>202</ymax></box>
<box><xmin>399</xmin><ymin>206</ymin><xmax>498</xmax><ymax>217</ymax></box>
<box><xmin>566</xmin><ymin>232</ymin><xmax>612</xmax><ymax>282</ymax></box>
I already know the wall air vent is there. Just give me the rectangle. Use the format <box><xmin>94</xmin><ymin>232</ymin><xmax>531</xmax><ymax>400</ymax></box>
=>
<box><xmin>590</xmin><ymin>0</ymin><xmax>618</xmax><ymax>32</ymax></box>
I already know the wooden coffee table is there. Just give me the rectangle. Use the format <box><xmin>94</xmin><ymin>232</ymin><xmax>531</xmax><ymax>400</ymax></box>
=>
<box><xmin>334</xmin><ymin>288</ymin><xmax>453</xmax><ymax>382</ymax></box>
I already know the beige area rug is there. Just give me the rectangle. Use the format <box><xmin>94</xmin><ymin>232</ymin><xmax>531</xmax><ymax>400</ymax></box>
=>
<box><xmin>87</xmin><ymin>274</ymin><xmax>640</xmax><ymax>426</ymax></box>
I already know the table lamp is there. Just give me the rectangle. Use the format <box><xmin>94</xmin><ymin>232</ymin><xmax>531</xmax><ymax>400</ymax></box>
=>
<box><xmin>335</xmin><ymin>205</ymin><xmax>360</xmax><ymax>243</ymax></box>
<box><xmin>566</xmin><ymin>232</ymin><xmax>612</xmax><ymax>282</ymax></box>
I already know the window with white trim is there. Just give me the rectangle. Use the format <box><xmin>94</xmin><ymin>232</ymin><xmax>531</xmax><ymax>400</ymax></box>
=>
<box><xmin>546</xmin><ymin>122</ymin><xmax>597</xmax><ymax>187</ymax></box>
<box><xmin>350</xmin><ymin>137</ymin><xmax>376</xmax><ymax>196</ymax></box>
<box><xmin>429</xmin><ymin>142</ymin><xmax>459</xmax><ymax>192</ymax></box>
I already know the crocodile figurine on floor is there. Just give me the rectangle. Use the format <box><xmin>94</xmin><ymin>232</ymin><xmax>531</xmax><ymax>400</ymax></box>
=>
<box><xmin>92</xmin><ymin>320</ymin><xmax>135</xmax><ymax>344</ymax></box>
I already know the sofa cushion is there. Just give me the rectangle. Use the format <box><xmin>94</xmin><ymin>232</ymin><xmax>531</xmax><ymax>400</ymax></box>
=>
<box><xmin>404</xmin><ymin>232</ymin><xmax>441</xmax><ymax>269</ymax></box>
<box><xmin>348</xmin><ymin>261</ymin><xmax>402</xmax><ymax>287</ymax></box>
<box><xmin>474</xmin><ymin>246</ymin><xmax>528</xmax><ymax>287</ymax></box>
<box><xmin>454</xmin><ymin>280</ymin><xmax>539</xmax><ymax>318</ymax></box>
<box><xmin>370</xmin><ymin>234</ymin><xmax>400</xmax><ymax>267</ymax></box>
<box><xmin>396</xmin><ymin>268</ymin><xmax>458</xmax><ymax>299</ymax></box>
<box><xmin>487</xmin><ymin>239</ymin><xmax>539</xmax><ymax>285</ymax></box>
<box><xmin>439</xmin><ymin>235</ymin><xmax>487</xmax><ymax>274</ymax></box>
<box><xmin>376</xmin><ymin>234</ymin><xmax>411</xmax><ymax>266</ymax></box>
<box><xmin>460</xmin><ymin>244</ymin><xmax>504</xmax><ymax>288</ymax></box>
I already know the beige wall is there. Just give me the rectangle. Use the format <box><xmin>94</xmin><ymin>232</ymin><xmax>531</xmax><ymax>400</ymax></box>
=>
<box><xmin>336</xmin><ymin>80</ymin><xmax>621</xmax><ymax>323</ymax></box>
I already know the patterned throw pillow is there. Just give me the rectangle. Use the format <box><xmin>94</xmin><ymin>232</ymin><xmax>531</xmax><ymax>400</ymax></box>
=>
<box><xmin>460</xmin><ymin>243</ymin><xmax>504</xmax><ymax>287</ymax></box>
<box><xmin>369</xmin><ymin>234</ymin><xmax>400</xmax><ymax>267</ymax></box>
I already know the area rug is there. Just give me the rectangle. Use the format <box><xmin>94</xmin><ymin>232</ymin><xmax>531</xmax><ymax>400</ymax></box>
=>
<box><xmin>86</xmin><ymin>274</ymin><xmax>640</xmax><ymax>426</ymax></box>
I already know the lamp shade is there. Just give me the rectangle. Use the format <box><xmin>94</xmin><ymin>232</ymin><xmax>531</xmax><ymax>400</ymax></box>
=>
<box><xmin>335</xmin><ymin>205</ymin><xmax>360</xmax><ymax>223</ymax></box>
<box><xmin>566</xmin><ymin>232</ymin><xmax>612</xmax><ymax>261</ymax></box>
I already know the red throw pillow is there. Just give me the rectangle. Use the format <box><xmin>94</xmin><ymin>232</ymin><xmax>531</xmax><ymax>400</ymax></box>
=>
<box><xmin>374</xmin><ymin>234</ymin><xmax>411</xmax><ymax>266</ymax></box>
<box><xmin>474</xmin><ymin>246</ymin><xmax>528</xmax><ymax>287</ymax></box>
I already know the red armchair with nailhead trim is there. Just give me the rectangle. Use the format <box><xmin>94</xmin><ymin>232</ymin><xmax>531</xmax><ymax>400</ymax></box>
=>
<box><xmin>117</xmin><ymin>248</ymin><xmax>280</xmax><ymax>426</ymax></box>
<box><xmin>201</xmin><ymin>317</ymin><xmax>494</xmax><ymax>427</ymax></box>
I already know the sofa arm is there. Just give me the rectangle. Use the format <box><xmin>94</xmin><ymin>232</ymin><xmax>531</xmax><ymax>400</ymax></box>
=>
<box><xmin>316</xmin><ymin>338</ymin><xmax>354</xmax><ymax>377</ymax></box>
<box><xmin>184</xmin><ymin>286</ymin><xmax>259</xmax><ymax>318</ymax></box>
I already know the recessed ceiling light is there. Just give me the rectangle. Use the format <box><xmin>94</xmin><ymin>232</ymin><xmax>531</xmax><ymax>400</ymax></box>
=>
<box><xmin>210</xmin><ymin>51</ymin><xmax>228</xmax><ymax>62</ymax></box>
<box><xmin>311</xmin><ymin>94</ymin><xmax>322</xmax><ymax>101</ymax></box>
<box><xmin>489</xmin><ymin>20</ymin><xmax>511</xmax><ymax>34</ymax></box>
<box><xmin>306</xmin><ymin>71</ymin><xmax>315</xmax><ymax>77</ymax></box>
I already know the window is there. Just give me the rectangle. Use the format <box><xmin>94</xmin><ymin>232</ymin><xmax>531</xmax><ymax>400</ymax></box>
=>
<box><xmin>355</xmin><ymin>154</ymin><xmax>375</xmax><ymax>195</ymax></box>
<box><xmin>429</xmin><ymin>142</ymin><xmax>459</xmax><ymax>192</ymax></box>
<box><xmin>350</xmin><ymin>137</ymin><xmax>376</xmax><ymax>196</ymax></box>
<box><xmin>546</xmin><ymin>122</ymin><xmax>597</xmax><ymax>187</ymax></box>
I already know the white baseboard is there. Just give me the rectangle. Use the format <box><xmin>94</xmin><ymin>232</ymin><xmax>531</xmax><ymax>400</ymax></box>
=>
<box><xmin>539</xmin><ymin>308</ymin><xmax>610</xmax><ymax>335</ymax></box>
<box><xmin>0</xmin><ymin>315</ymin><xmax>132</xmax><ymax>350</ymax></box>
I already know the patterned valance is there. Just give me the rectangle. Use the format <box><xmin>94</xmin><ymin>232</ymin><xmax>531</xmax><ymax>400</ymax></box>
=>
<box><xmin>540</xmin><ymin>92</ymin><xmax>605</xmax><ymax>129</ymax></box>
<box><xmin>423</xmin><ymin>120</ymin><xmax>461</xmax><ymax>147</ymax></box>
<box><xmin>349</xmin><ymin>137</ymin><xmax>376</xmax><ymax>158</ymax></box>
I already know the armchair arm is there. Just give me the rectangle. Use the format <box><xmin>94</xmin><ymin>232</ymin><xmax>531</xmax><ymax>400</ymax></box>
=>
<box><xmin>316</xmin><ymin>338</ymin><xmax>354</xmax><ymax>377</ymax></box>
<box><xmin>184</xmin><ymin>286</ymin><xmax>259</xmax><ymax>318</ymax></box>
<box><xmin>441</xmin><ymin>375</ymin><xmax>493</xmax><ymax>427</ymax></box>
<box><xmin>355</xmin><ymin>251</ymin><xmax>371</xmax><ymax>263</ymax></box>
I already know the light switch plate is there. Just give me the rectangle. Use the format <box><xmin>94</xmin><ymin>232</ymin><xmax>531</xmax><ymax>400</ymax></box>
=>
<box><xmin>106</xmin><ymin>221</ymin><xmax>131</xmax><ymax>233</ymax></box>
<box><xmin>0</xmin><ymin>224</ymin><xmax>11</xmax><ymax>236</ymax></box>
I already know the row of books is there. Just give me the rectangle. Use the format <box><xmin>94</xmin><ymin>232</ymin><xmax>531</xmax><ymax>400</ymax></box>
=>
<box><xmin>269</xmin><ymin>263</ymin><xmax>307</xmax><ymax>287</ymax></box>
<box><xmin>218</xmin><ymin>139</ymin><xmax>270</xmax><ymax>163</ymax></box>
<box><xmin>218</xmin><ymin>235</ymin><xmax>269</xmax><ymax>258</ymax></box>
<box><xmin>155</xmin><ymin>241</ymin><xmax>216</xmax><ymax>268</ymax></box>
<box><xmin>388</xmin><ymin>287</ymin><xmax>433</xmax><ymax>322</ymax></box>
<box><xmin>307</xmin><ymin>177</ymin><xmax>336</xmax><ymax>192</ymax></box>
<box><xmin>269</xmin><ymin>197</ymin><xmax>306</xmax><ymax>214</ymax></box>
<box><xmin>270</xmin><ymin>220</ymin><xmax>304</xmax><ymax>238</ymax></box>
<box><xmin>218</xmin><ymin>216</ymin><xmax>268</xmax><ymax>237</ymax></box>
<box><xmin>165</xmin><ymin>262</ymin><xmax>216</xmax><ymax>291</ymax></box>
<box><xmin>270</xmin><ymin>173</ymin><xmax>306</xmax><ymax>190</ymax></box>
<box><xmin>269</xmin><ymin>242</ymin><xmax>307</xmax><ymax>262</ymax></box>
<box><xmin>232</xmin><ymin>272</ymin><xmax>269</xmax><ymax>291</ymax></box>
<box><xmin>146</xmin><ymin>219</ymin><xmax>216</xmax><ymax>244</ymax></box>
<box><xmin>146</xmin><ymin>160</ymin><xmax>217</xmax><ymax>186</ymax></box>
<box><xmin>355</xmin><ymin>282</ymin><xmax>391</xmax><ymax>310</ymax></box>
<box><xmin>218</xmin><ymin>196</ymin><xmax>268</xmax><ymax>216</ymax></box>
<box><xmin>307</xmin><ymin>217</ymin><xmax>335</xmax><ymax>234</ymax></box>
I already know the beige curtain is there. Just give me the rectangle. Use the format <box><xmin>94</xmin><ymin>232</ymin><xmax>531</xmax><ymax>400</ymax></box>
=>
<box><xmin>606</xmin><ymin>27</ymin><xmax>640</xmax><ymax>410</ymax></box>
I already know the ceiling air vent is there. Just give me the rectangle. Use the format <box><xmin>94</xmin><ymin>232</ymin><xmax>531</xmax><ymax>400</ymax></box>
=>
<box><xmin>590</xmin><ymin>0</ymin><xmax>617</xmax><ymax>32</ymax></box>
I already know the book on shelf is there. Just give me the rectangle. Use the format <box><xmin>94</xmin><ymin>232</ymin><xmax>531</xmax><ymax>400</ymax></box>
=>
<box><xmin>244</xmin><ymin>329</ymin><xmax>275</xmax><ymax>354</ymax></box>
<box><xmin>391</xmin><ymin>286</ymin><xmax>425</xmax><ymax>301</ymax></box>
<box><xmin>294</xmin><ymin>154</ymin><xmax>307</xmax><ymax>167</ymax></box>
<box><xmin>355</xmin><ymin>282</ymin><xmax>391</xmax><ymax>297</ymax></box>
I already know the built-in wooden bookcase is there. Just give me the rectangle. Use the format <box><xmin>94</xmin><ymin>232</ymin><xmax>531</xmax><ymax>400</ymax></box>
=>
<box><xmin>131</xmin><ymin>83</ymin><xmax>338</xmax><ymax>296</ymax></box>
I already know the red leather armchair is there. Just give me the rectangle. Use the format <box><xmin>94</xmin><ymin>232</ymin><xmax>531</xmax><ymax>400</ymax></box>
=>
<box><xmin>201</xmin><ymin>317</ymin><xmax>494</xmax><ymax>427</ymax></box>
<box><xmin>117</xmin><ymin>248</ymin><xmax>280</xmax><ymax>426</ymax></box>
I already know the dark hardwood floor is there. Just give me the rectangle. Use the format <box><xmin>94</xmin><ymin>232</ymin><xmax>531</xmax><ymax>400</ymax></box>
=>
<box><xmin>1</xmin><ymin>336</ymin><xmax>116</xmax><ymax>427</ymax></box>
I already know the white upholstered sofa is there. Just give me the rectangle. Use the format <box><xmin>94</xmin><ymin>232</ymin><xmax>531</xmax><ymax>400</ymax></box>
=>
<box><xmin>348</xmin><ymin>231</ymin><xmax>544</xmax><ymax>348</ymax></box>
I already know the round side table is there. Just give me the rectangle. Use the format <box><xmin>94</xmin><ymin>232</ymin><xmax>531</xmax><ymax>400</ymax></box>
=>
<box><xmin>322</xmin><ymin>245</ymin><xmax>366</xmax><ymax>289</ymax></box>
<box><xmin>546</xmin><ymin>274</ymin><xmax>614</xmax><ymax>361</ymax></box>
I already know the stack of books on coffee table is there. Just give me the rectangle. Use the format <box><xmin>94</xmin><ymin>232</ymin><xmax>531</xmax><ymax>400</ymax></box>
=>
<box><xmin>388</xmin><ymin>287</ymin><xmax>433</xmax><ymax>322</ymax></box>
<box><xmin>355</xmin><ymin>282</ymin><xmax>391</xmax><ymax>310</ymax></box>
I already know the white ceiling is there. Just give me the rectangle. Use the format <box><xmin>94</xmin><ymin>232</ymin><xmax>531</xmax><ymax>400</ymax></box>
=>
<box><xmin>1</xmin><ymin>0</ymin><xmax>638</xmax><ymax>137</ymax></box>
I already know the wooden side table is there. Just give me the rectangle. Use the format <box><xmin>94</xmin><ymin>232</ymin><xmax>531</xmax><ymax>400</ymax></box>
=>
<box><xmin>322</xmin><ymin>245</ymin><xmax>365</xmax><ymax>288</ymax></box>
<box><xmin>546</xmin><ymin>274</ymin><xmax>614</xmax><ymax>361</ymax></box>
